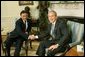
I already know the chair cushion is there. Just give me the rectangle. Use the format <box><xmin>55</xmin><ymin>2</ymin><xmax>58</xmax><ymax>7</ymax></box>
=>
<box><xmin>67</xmin><ymin>21</ymin><xmax>84</xmax><ymax>47</ymax></box>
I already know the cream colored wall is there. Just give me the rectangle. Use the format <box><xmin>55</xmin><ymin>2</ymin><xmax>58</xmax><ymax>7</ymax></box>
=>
<box><xmin>49</xmin><ymin>2</ymin><xmax>84</xmax><ymax>17</ymax></box>
<box><xmin>1</xmin><ymin>1</ymin><xmax>84</xmax><ymax>35</ymax></box>
<box><xmin>1</xmin><ymin>1</ymin><xmax>39</xmax><ymax>35</ymax></box>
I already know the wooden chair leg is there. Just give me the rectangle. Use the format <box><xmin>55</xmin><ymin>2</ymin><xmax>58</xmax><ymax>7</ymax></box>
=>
<box><xmin>24</xmin><ymin>40</ymin><xmax>33</xmax><ymax>56</ymax></box>
<box><xmin>25</xmin><ymin>40</ymin><xmax>29</xmax><ymax>56</ymax></box>
<box><xmin>30</xmin><ymin>41</ymin><xmax>32</xmax><ymax>49</ymax></box>
<box><xmin>2</xmin><ymin>42</ymin><xmax>7</xmax><ymax>56</ymax></box>
<box><xmin>25</xmin><ymin>46</ymin><xmax>28</xmax><ymax>56</ymax></box>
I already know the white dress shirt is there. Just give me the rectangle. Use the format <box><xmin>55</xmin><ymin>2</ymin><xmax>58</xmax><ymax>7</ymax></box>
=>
<box><xmin>35</xmin><ymin>21</ymin><xmax>56</xmax><ymax>39</ymax></box>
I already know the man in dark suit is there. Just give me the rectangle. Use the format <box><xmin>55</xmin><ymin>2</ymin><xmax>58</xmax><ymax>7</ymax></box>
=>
<box><xmin>29</xmin><ymin>10</ymin><xmax>71</xmax><ymax>56</ymax></box>
<box><xmin>4</xmin><ymin>10</ymin><xmax>32</xmax><ymax>56</ymax></box>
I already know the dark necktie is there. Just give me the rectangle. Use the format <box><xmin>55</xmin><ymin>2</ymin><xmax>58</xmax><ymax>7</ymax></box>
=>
<box><xmin>24</xmin><ymin>20</ymin><xmax>28</xmax><ymax>31</ymax></box>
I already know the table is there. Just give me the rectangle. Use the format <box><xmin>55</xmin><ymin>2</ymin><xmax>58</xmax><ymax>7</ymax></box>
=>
<box><xmin>65</xmin><ymin>46</ymin><xmax>84</xmax><ymax>56</ymax></box>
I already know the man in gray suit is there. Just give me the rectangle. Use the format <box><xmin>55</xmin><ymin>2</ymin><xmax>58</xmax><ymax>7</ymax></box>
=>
<box><xmin>29</xmin><ymin>10</ymin><xmax>71</xmax><ymax>56</ymax></box>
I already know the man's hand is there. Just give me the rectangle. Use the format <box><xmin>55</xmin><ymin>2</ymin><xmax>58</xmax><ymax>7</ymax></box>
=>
<box><xmin>28</xmin><ymin>35</ymin><xmax>35</xmax><ymax>40</ymax></box>
<box><xmin>48</xmin><ymin>44</ymin><xmax>59</xmax><ymax>51</ymax></box>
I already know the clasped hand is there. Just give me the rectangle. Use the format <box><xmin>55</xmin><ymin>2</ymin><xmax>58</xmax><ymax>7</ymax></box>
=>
<box><xmin>28</xmin><ymin>35</ymin><xmax>36</xmax><ymax>40</ymax></box>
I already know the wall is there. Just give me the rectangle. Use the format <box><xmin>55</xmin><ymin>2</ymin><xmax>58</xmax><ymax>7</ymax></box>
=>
<box><xmin>1</xmin><ymin>1</ymin><xmax>84</xmax><ymax>35</ymax></box>
<box><xmin>48</xmin><ymin>2</ymin><xmax>84</xmax><ymax>17</ymax></box>
<box><xmin>1</xmin><ymin>1</ymin><xmax>39</xmax><ymax>35</ymax></box>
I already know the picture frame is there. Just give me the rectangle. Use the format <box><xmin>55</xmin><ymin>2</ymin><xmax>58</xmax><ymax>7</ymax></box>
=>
<box><xmin>50</xmin><ymin>1</ymin><xmax>84</xmax><ymax>4</ymax></box>
<box><xmin>19</xmin><ymin>1</ymin><xmax>33</xmax><ymax>6</ymax></box>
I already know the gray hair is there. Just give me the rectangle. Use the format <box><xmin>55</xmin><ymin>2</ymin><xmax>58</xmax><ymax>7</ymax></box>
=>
<box><xmin>48</xmin><ymin>10</ymin><xmax>57</xmax><ymax>16</ymax></box>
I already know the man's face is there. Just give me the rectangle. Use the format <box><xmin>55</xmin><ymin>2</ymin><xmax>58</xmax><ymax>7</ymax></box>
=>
<box><xmin>20</xmin><ymin>13</ymin><xmax>28</xmax><ymax>20</ymax></box>
<box><xmin>48</xmin><ymin>12</ymin><xmax>57</xmax><ymax>23</ymax></box>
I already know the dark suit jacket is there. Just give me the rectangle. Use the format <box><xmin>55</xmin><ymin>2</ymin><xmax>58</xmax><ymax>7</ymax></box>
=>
<box><xmin>9</xmin><ymin>18</ymin><xmax>32</xmax><ymax>41</ymax></box>
<box><xmin>38</xmin><ymin>19</ymin><xmax>71</xmax><ymax>47</ymax></box>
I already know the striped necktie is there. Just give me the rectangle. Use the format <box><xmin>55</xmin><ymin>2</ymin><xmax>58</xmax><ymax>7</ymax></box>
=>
<box><xmin>50</xmin><ymin>23</ymin><xmax>55</xmax><ymax>39</ymax></box>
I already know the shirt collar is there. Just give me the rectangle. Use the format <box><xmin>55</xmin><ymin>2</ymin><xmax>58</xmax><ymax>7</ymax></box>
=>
<box><xmin>23</xmin><ymin>20</ymin><xmax>27</xmax><ymax>23</ymax></box>
<box><xmin>52</xmin><ymin>20</ymin><xmax>56</xmax><ymax>25</ymax></box>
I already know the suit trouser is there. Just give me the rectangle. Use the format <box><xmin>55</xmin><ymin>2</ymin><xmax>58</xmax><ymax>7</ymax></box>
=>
<box><xmin>36</xmin><ymin>40</ymin><xmax>66</xmax><ymax>56</ymax></box>
<box><xmin>5</xmin><ymin>37</ymin><xmax>23</xmax><ymax>56</ymax></box>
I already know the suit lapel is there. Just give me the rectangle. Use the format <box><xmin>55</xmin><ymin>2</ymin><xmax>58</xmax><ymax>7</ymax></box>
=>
<box><xmin>49</xmin><ymin>23</ymin><xmax>52</xmax><ymax>32</ymax></box>
<box><xmin>20</xmin><ymin>18</ymin><xmax>26</xmax><ymax>30</ymax></box>
<box><xmin>54</xmin><ymin>19</ymin><xmax>60</xmax><ymax>34</ymax></box>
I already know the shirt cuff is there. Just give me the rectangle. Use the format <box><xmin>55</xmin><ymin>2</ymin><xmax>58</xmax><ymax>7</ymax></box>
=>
<box><xmin>55</xmin><ymin>44</ymin><xmax>60</xmax><ymax>47</ymax></box>
<box><xmin>35</xmin><ymin>35</ymin><xmax>38</xmax><ymax>39</ymax></box>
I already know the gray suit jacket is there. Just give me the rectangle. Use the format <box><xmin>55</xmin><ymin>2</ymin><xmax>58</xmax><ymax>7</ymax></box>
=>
<box><xmin>38</xmin><ymin>19</ymin><xmax>71</xmax><ymax>47</ymax></box>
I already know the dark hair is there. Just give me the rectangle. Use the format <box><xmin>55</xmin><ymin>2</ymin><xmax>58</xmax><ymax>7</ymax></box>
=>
<box><xmin>48</xmin><ymin>10</ymin><xmax>57</xmax><ymax>16</ymax></box>
<box><xmin>20</xmin><ymin>10</ymin><xmax>28</xmax><ymax>15</ymax></box>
